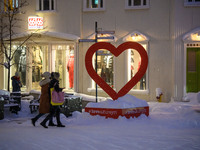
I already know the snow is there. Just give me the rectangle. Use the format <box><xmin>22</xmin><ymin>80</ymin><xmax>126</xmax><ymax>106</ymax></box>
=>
<box><xmin>0</xmin><ymin>93</ymin><xmax>200</xmax><ymax>150</ymax></box>
<box><xmin>86</xmin><ymin>94</ymin><xmax>148</xmax><ymax>108</ymax></box>
<box><xmin>156</xmin><ymin>88</ymin><xmax>163</xmax><ymax>97</ymax></box>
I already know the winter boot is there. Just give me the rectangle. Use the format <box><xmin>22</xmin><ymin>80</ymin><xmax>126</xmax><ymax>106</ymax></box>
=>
<box><xmin>40</xmin><ymin>122</ymin><xmax>48</xmax><ymax>128</ymax></box>
<box><xmin>40</xmin><ymin>117</ymin><xmax>49</xmax><ymax>129</ymax></box>
<box><xmin>31</xmin><ymin>118</ymin><xmax>36</xmax><ymax>126</ymax></box>
<box><xmin>48</xmin><ymin>121</ymin><xmax>56</xmax><ymax>126</ymax></box>
<box><xmin>57</xmin><ymin>123</ymin><xmax>65</xmax><ymax>127</ymax></box>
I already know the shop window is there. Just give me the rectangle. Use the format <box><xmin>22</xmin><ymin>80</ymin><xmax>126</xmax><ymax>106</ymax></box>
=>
<box><xmin>127</xmin><ymin>45</ymin><xmax>147</xmax><ymax>90</ymax></box>
<box><xmin>11</xmin><ymin>46</ymin><xmax>26</xmax><ymax>87</ymax></box>
<box><xmin>2</xmin><ymin>0</ymin><xmax>19</xmax><ymax>12</ymax></box>
<box><xmin>32</xmin><ymin>46</ymin><xmax>48</xmax><ymax>90</ymax></box>
<box><xmin>83</xmin><ymin>0</ymin><xmax>105</xmax><ymax>11</ymax></box>
<box><xmin>184</xmin><ymin>0</ymin><xmax>200</xmax><ymax>6</ymax></box>
<box><xmin>125</xmin><ymin>0</ymin><xmax>149</xmax><ymax>9</ymax></box>
<box><xmin>36</xmin><ymin>0</ymin><xmax>56</xmax><ymax>11</ymax></box>
<box><xmin>92</xmin><ymin>49</ymin><xmax>114</xmax><ymax>89</ymax></box>
<box><xmin>52</xmin><ymin>45</ymin><xmax>75</xmax><ymax>92</ymax></box>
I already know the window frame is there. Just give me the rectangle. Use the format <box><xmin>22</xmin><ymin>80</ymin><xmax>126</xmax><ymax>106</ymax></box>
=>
<box><xmin>125</xmin><ymin>44</ymin><xmax>149</xmax><ymax>94</ymax></box>
<box><xmin>125</xmin><ymin>0</ymin><xmax>150</xmax><ymax>10</ymax></box>
<box><xmin>184</xmin><ymin>0</ymin><xmax>200</xmax><ymax>6</ymax></box>
<box><xmin>36</xmin><ymin>0</ymin><xmax>56</xmax><ymax>12</ymax></box>
<box><xmin>83</xmin><ymin>0</ymin><xmax>105</xmax><ymax>12</ymax></box>
<box><xmin>1</xmin><ymin>0</ymin><xmax>19</xmax><ymax>12</ymax></box>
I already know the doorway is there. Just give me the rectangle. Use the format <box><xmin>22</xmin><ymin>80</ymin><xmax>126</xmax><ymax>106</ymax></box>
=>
<box><xmin>186</xmin><ymin>48</ymin><xmax>200</xmax><ymax>92</ymax></box>
<box><xmin>32</xmin><ymin>45</ymin><xmax>48</xmax><ymax>90</ymax></box>
<box><xmin>52</xmin><ymin>44</ymin><xmax>75</xmax><ymax>92</ymax></box>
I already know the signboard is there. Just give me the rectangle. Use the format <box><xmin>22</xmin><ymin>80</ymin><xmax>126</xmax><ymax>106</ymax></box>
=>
<box><xmin>28</xmin><ymin>17</ymin><xmax>43</xmax><ymax>29</ymax></box>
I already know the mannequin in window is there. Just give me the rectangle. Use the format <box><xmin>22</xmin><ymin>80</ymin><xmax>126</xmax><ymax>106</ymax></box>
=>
<box><xmin>67</xmin><ymin>50</ymin><xmax>74</xmax><ymax>89</ymax></box>
<box><xmin>18</xmin><ymin>47</ymin><xmax>26</xmax><ymax>85</ymax></box>
<box><xmin>32</xmin><ymin>47</ymin><xmax>43</xmax><ymax>82</ymax></box>
<box><xmin>101</xmin><ymin>63</ymin><xmax>107</xmax><ymax>82</ymax></box>
<box><xmin>137</xmin><ymin>58</ymin><xmax>146</xmax><ymax>90</ymax></box>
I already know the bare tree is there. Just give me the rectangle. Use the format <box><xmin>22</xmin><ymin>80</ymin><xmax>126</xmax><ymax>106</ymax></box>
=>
<box><xmin>0</xmin><ymin>0</ymin><xmax>35</xmax><ymax>91</ymax></box>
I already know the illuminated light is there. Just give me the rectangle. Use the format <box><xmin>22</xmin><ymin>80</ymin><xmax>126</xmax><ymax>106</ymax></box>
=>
<box><xmin>191</xmin><ymin>33</ymin><xmax>200</xmax><ymax>41</ymax></box>
<box><xmin>58</xmin><ymin>45</ymin><xmax>62</xmax><ymax>49</ymax></box>
<box><xmin>28</xmin><ymin>16</ymin><xmax>43</xmax><ymax>30</ymax></box>
<box><xmin>13</xmin><ymin>45</ymin><xmax>17</xmax><ymax>49</ymax></box>
<box><xmin>95</xmin><ymin>0</ymin><xmax>98</xmax><ymax>5</ymax></box>
<box><xmin>131</xmin><ymin>33</ymin><xmax>144</xmax><ymax>41</ymax></box>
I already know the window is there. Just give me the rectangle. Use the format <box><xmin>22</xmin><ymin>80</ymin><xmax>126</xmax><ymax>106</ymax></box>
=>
<box><xmin>52</xmin><ymin>44</ymin><xmax>75</xmax><ymax>92</ymax></box>
<box><xmin>83</xmin><ymin>0</ymin><xmax>105</xmax><ymax>11</ymax></box>
<box><xmin>2</xmin><ymin>0</ymin><xmax>19</xmax><ymax>12</ymax></box>
<box><xmin>36</xmin><ymin>0</ymin><xmax>56</xmax><ymax>11</ymax></box>
<box><xmin>184</xmin><ymin>0</ymin><xmax>200</xmax><ymax>6</ymax></box>
<box><xmin>125</xmin><ymin>0</ymin><xmax>149</xmax><ymax>9</ymax></box>
<box><xmin>32</xmin><ymin>46</ymin><xmax>48</xmax><ymax>90</ymax></box>
<box><xmin>127</xmin><ymin>47</ymin><xmax>147</xmax><ymax>90</ymax></box>
<box><xmin>92</xmin><ymin>49</ymin><xmax>114</xmax><ymax>89</ymax></box>
<box><xmin>123</xmin><ymin>31</ymin><xmax>149</xmax><ymax>92</ymax></box>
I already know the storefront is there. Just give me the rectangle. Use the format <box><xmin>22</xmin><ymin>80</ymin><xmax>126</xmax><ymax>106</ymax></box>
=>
<box><xmin>83</xmin><ymin>31</ymin><xmax>149</xmax><ymax>98</ymax></box>
<box><xmin>4</xmin><ymin>32</ymin><xmax>79</xmax><ymax>92</ymax></box>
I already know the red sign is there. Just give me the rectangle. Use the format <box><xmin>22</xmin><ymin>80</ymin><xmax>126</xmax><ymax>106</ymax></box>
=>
<box><xmin>28</xmin><ymin>17</ymin><xmax>43</xmax><ymax>29</ymax></box>
<box><xmin>85</xmin><ymin>42</ymin><xmax>148</xmax><ymax>100</ymax></box>
<box><xmin>85</xmin><ymin>106</ymin><xmax>149</xmax><ymax>119</ymax></box>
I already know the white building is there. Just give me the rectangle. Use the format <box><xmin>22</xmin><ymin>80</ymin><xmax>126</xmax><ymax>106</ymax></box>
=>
<box><xmin>0</xmin><ymin>0</ymin><xmax>200</xmax><ymax>102</ymax></box>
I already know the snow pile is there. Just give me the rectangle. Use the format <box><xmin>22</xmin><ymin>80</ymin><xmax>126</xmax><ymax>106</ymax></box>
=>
<box><xmin>86</xmin><ymin>94</ymin><xmax>148</xmax><ymax>108</ymax></box>
<box><xmin>197</xmin><ymin>92</ymin><xmax>200</xmax><ymax>103</ymax></box>
<box><xmin>0</xmin><ymin>93</ymin><xmax>200</xmax><ymax>150</ymax></box>
<box><xmin>155</xmin><ymin>88</ymin><xmax>162</xmax><ymax>97</ymax></box>
<box><xmin>74</xmin><ymin>92</ymin><xmax>107</xmax><ymax>102</ymax></box>
<box><xmin>182</xmin><ymin>92</ymin><xmax>200</xmax><ymax>104</ymax></box>
<box><xmin>0</xmin><ymin>90</ymin><xmax>10</xmax><ymax>96</ymax></box>
<box><xmin>29</xmin><ymin>90</ymin><xmax>41</xmax><ymax>95</ymax></box>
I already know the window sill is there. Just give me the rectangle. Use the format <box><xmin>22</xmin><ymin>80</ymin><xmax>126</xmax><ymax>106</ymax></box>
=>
<box><xmin>184</xmin><ymin>3</ymin><xmax>200</xmax><ymax>7</ymax></box>
<box><xmin>128</xmin><ymin>89</ymin><xmax>149</xmax><ymax>95</ymax></box>
<box><xmin>87</xmin><ymin>88</ymin><xmax>116</xmax><ymax>93</ymax></box>
<box><xmin>125</xmin><ymin>6</ymin><xmax>149</xmax><ymax>10</ymax></box>
<box><xmin>87</xmin><ymin>88</ymin><xmax>149</xmax><ymax>95</ymax></box>
<box><xmin>35</xmin><ymin>10</ymin><xmax>57</xmax><ymax>13</ymax></box>
<box><xmin>83</xmin><ymin>8</ymin><xmax>105</xmax><ymax>12</ymax></box>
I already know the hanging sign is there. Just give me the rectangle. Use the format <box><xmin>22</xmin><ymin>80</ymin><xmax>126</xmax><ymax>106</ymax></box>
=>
<box><xmin>28</xmin><ymin>17</ymin><xmax>43</xmax><ymax>29</ymax></box>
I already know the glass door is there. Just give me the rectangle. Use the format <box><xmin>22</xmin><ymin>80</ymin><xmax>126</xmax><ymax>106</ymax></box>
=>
<box><xmin>52</xmin><ymin>44</ymin><xmax>74</xmax><ymax>92</ymax></box>
<box><xmin>32</xmin><ymin>45</ymin><xmax>48</xmax><ymax>90</ymax></box>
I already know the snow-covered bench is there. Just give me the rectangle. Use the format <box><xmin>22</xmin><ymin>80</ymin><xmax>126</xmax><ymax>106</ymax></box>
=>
<box><xmin>0</xmin><ymin>90</ymin><xmax>21</xmax><ymax>114</ymax></box>
<box><xmin>29</xmin><ymin>99</ymin><xmax>40</xmax><ymax>113</ymax></box>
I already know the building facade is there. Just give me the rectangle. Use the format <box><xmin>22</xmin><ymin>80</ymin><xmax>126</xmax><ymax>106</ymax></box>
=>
<box><xmin>0</xmin><ymin>0</ymin><xmax>200</xmax><ymax>102</ymax></box>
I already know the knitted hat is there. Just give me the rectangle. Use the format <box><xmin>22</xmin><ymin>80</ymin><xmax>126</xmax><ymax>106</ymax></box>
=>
<box><xmin>15</xmin><ymin>72</ymin><xmax>19</xmax><ymax>77</ymax></box>
<box><xmin>42</xmin><ymin>72</ymin><xmax>51</xmax><ymax>79</ymax></box>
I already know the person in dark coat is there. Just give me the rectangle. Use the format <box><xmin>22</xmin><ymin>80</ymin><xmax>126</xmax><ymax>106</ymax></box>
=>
<box><xmin>11</xmin><ymin>72</ymin><xmax>22</xmax><ymax>113</ymax></box>
<box><xmin>40</xmin><ymin>72</ymin><xmax>65</xmax><ymax>128</ymax></box>
<box><xmin>11</xmin><ymin>72</ymin><xmax>22</xmax><ymax>92</ymax></box>
<box><xmin>31</xmin><ymin>72</ymin><xmax>55</xmax><ymax>126</ymax></box>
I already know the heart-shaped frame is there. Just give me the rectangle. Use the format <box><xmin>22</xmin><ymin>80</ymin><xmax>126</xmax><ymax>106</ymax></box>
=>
<box><xmin>85</xmin><ymin>42</ymin><xmax>148</xmax><ymax>100</ymax></box>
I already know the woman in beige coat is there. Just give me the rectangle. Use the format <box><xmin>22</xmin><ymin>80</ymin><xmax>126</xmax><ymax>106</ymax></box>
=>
<box><xmin>31</xmin><ymin>72</ymin><xmax>55</xmax><ymax>126</ymax></box>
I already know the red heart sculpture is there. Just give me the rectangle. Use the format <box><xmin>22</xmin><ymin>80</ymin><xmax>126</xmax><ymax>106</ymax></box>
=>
<box><xmin>85</xmin><ymin>42</ymin><xmax>148</xmax><ymax>100</ymax></box>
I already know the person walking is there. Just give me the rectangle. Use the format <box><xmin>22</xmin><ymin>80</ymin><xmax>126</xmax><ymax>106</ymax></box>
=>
<box><xmin>31</xmin><ymin>72</ymin><xmax>56</xmax><ymax>126</ymax></box>
<box><xmin>40</xmin><ymin>72</ymin><xmax>65</xmax><ymax>128</ymax></box>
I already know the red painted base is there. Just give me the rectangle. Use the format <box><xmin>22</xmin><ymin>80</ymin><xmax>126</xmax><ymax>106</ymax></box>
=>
<box><xmin>85</xmin><ymin>106</ymin><xmax>149</xmax><ymax>119</ymax></box>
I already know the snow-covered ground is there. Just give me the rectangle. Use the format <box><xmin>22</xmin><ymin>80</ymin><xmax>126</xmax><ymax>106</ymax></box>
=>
<box><xmin>0</xmin><ymin>93</ymin><xmax>200</xmax><ymax>150</ymax></box>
